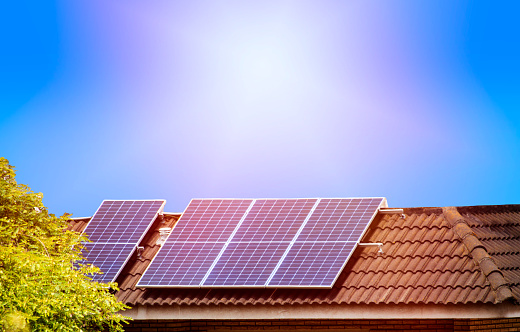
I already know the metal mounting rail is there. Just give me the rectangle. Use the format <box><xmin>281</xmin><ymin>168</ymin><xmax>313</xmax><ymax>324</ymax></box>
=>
<box><xmin>379</xmin><ymin>208</ymin><xmax>404</xmax><ymax>214</ymax></box>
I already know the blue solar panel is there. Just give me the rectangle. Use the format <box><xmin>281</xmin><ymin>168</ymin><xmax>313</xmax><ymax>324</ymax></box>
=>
<box><xmin>296</xmin><ymin>198</ymin><xmax>383</xmax><ymax>242</ymax></box>
<box><xmin>138</xmin><ymin>241</ymin><xmax>225</xmax><ymax>287</ymax></box>
<box><xmin>267</xmin><ymin>242</ymin><xmax>357</xmax><ymax>287</ymax></box>
<box><xmin>139</xmin><ymin>197</ymin><xmax>385</xmax><ymax>288</ymax></box>
<box><xmin>82</xmin><ymin>242</ymin><xmax>136</xmax><ymax>283</ymax></box>
<box><xmin>203</xmin><ymin>241</ymin><xmax>289</xmax><ymax>287</ymax></box>
<box><xmin>168</xmin><ymin>199</ymin><xmax>253</xmax><ymax>242</ymax></box>
<box><xmin>86</xmin><ymin>200</ymin><xmax>165</xmax><ymax>243</ymax></box>
<box><xmin>232</xmin><ymin>199</ymin><xmax>317</xmax><ymax>242</ymax></box>
<box><xmin>81</xmin><ymin>200</ymin><xmax>165</xmax><ymax>283</ymax></box>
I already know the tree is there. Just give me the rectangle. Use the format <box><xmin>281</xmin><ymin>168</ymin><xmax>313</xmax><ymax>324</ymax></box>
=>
<box><xmin>0</xmin><ymin>158</ymin><xmax>129</xmax><ymax>332</ymax></box>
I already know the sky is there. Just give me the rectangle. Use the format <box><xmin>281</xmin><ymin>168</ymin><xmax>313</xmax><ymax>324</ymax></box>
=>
<box><xmin>1</xmin><ymin>1</ymin><xmax>519</xmax><ymax>217</ymax></box>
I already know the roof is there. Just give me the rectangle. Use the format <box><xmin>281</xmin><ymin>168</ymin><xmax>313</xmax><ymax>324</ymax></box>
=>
<box><xmin>71</xmin><ymin>204</ymin><xmax>520</xmax><ymax>307</ymax></box>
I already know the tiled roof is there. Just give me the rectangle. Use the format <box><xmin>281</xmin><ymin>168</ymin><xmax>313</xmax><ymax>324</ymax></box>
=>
<box><xmin>72</xmin><ymin>204</ymin><xmax>520</xmax><ymax>307</ymax></box>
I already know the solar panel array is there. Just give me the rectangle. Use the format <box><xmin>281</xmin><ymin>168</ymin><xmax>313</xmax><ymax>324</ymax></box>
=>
<box><xmin>138</xmin><ymin>197</ymin><xmax>384</xmax><ymax>288</ymax></box>
<box><xmin>81</xmin><ymin>200</ymin><xmax>165</xmax><ymax>283</ymax></box>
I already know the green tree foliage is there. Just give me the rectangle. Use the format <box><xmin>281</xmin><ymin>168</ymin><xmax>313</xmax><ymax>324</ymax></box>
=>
<box><xmin>0</xmin><ymin>158</ymin><xmax>129</xmax><ymax>331</ymax></box>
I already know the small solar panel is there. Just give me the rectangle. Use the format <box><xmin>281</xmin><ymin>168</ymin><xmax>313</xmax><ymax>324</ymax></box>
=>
<box><xmin>87</xmin><ymin>200</ymin><xmax>164</xmax><ymax>243</ymax></box>
<box><xmin>297</xmin><ymin>198</ymin><xmax>383</xmax><ymax>242</ymax></box>
<box><xmin>82</xmin><ymin>243</ymin><xmax>136</xmax><ymax>283</ymax></box>
<box><xmin>139</xmin><ymin>197</ymin><xmax>385</xmax><ymax>288</ymax></box>
<box><xmin>203</xmin><ymin>241</ymin><xmax>289</xmax><ymax>287</ymax></box>
<box><xmin>168</xmin><ymin>199</ymin><xmax>253</xmax><ymax>242</ymax></box>
<box><xmin>268</xmin><ymin>242</ymin><xmax>357</xmax><ymax>287</ymax></box>
<box><xmin>82</xmin><ymin>200</ymin><xmax>165</xmax><ymax>283</ymax></box>
<box><xmin>232</xmin><ymin>199</ymin><xmax>317</xmax><ymax>242</ymax></box>
<box><xmin>137</xmin><ymin>241</ymin><xmax>225</xmax><ymax>287</ymax></box>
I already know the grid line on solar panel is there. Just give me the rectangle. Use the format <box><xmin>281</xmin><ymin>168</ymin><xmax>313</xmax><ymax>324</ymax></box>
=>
<box><xmin>202</xmin><ymin>241</ymin><xmax>290</xmax><ymax>287</ymax></box>
<box><xmin>231</xmin><ymin>199</ymin><xmax>317</xmax><ymax>242</ymax></box>
<box><xmin>267</xmin><ymin>241</ymin><xmax>357</xmax><ymax>287</ymax></box>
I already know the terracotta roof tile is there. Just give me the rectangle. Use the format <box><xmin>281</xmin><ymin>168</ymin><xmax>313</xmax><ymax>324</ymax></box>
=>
<box><xmin>71</xmin><ymin>204</ymin><xmax>520</xmax><ymax>306</ymax></box>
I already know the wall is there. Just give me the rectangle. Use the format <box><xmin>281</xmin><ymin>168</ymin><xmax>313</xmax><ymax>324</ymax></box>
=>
<box><xmin>121</xmin><ymin>318</ymin><xmax>520</xmax><ymax>332</ymax></box>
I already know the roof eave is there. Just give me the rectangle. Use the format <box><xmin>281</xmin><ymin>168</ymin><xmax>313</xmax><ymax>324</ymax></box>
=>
<box><xmin>123</xmin><ymin>302</ymin><xmax>520</xmax><ymax>320</ymax></box>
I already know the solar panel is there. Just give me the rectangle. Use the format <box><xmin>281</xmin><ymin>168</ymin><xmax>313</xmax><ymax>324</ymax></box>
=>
<box><xmin>296</xmin><ymin>198</ymin><xmax>383</xmax><ymax>242</ymax></box>
<box><xmin>82</xmin><ymin>243</ymin><xmax>136</xmax><ymax>283</ymax></box>
<box><xmin>137</xmin><ymin>241</ymin><xmax>225</xmax><ymax>286</ymax></box>
<box><xmin>168</xmin><ymin>199</ymin><xmax>253</xmax><ymax>242</ymax></box>
<box><xmin>203</xmin><ymin>241</ymin><xmax>289</xmax><ymax>287</ymax></box>
<box><xmin>138</xmin><ymin>197</ymin><xmax>385</xmax><ymax>288</ymax></box>
<box><xmin>267</xmin><ymin>242</ymin><xmax>357</xmax><ymax>287</ymax></box>
<box><xmin>81</xmin><ymin>200</ymin><xmax>165</xmax><ymax>283</ymax></box>
<box><xmin>232</xmin><ymin>199</ymin><xmax>317</xmax><ymax>242</ymax></box>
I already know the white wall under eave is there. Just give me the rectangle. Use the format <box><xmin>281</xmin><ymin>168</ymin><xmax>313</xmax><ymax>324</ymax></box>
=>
<box><xmin>123</xmin><ymin>303</ymin><xmax>520</xmax><ymax>320</ymax></box>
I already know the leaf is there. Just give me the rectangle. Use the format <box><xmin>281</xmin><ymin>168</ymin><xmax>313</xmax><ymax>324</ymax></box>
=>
<box><xmin>0</xmin><ymin>158</ymin><xmax>130</xmax><ymax>332</ymax></box>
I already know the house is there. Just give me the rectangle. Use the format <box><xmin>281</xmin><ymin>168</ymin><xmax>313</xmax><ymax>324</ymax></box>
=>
<box><xmin>70</xmin><ymin>202</ymin><xmax>520</xmax><ymax>331</ymax></box>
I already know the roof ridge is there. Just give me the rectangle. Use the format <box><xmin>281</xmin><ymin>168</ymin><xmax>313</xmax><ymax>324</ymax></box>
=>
<box><xmin>372</xmin><ymin>224</ymin><xmax>448</xmax><ymax>231</ymax></box>
<box><xmin>442</xmin><ymin>206</ymin><xmax>515</xmax><ymax>303</ymax></box>
<box><xmin>358</xmin><ymin>251</ymin><xmax>474</xmax><ymax>260</ymax></box>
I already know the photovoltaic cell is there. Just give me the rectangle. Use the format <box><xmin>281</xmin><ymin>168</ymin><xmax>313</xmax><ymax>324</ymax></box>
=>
<box><xmin>82</xmin><ymin>242</ymin><xmax>136</xmax><ymax>283</ymax></box>
<box><xmin>138</xmin><ymin>241</ymin><xmax>225</xmax><ymax>287</ymax></box>
<box><xmin>81</xmin><ymin>200</ymin><xmax>165</xmax><ymax>283</ymax></box>
<box><xmin>203</xmin><ymin>241</ymin><xmax>289</xmax><ymax>287</ymax></box>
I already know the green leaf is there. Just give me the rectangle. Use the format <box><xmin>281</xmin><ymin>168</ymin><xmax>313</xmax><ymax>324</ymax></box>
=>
<box><xmin>0</xmin><ymin>157</ymin><xmax>130</xmax><ymax>332</ymax></box>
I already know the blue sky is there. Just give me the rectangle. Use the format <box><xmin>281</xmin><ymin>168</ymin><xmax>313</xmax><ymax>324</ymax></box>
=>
<box><xmin>1</xmin><ymin>1</ymin><xmax>519</xmax><ymax>217</ymax></box>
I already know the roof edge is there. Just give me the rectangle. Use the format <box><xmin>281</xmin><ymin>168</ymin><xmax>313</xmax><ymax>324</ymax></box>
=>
<box><xmin>124</xmin><ymin>302</ymin><xmax>520</xmax><ymax>320</ymax></box>
<box><xmin>442</xmin><ymin>207</ymin><xmax>515</xmax><ymax>304</ymax></box>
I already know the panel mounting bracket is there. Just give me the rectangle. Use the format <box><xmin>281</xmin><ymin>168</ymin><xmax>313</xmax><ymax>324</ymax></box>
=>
<box><xmin>358</xmin><ymin>242</ymin><xmax>384</xmax><ymax>254</ymax></box>
<box><xmin>136</xmin><ymin>246</ymin><xmax>145</xmax><ymax>258</ymax></box>
<box><xmin>157</xmin><ymin>227</ymin><xmax>172</xmax><ymax>246</ymax></box>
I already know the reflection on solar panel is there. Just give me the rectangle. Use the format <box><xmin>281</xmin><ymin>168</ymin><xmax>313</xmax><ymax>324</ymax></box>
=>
<box><xmin>82</xmin><ymin>200</ymin><xmax>165</xmax><ymax>283</ymax></box>
<box><xmin>138</xmin><ymin>197</ymin><xmax>385</xmax><ymax>288</ymax></box>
